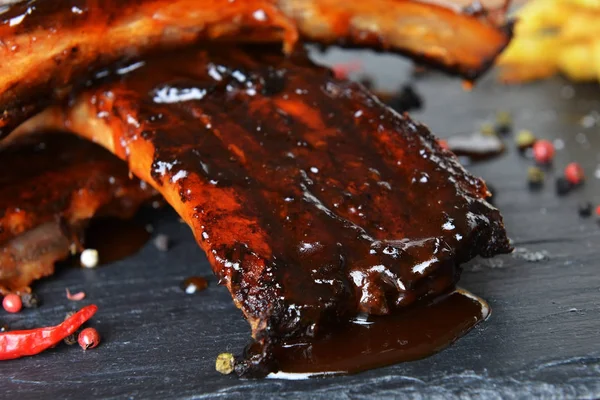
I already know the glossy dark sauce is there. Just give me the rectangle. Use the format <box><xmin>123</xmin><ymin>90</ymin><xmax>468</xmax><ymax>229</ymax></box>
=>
<box><xmin>0</xmin><ymin>0</ymin><xmax>294</xmax><ymax>137</ymax></box>
<box><xmin>83</xmin><ymin>218</ymin><xmax>151</xmax><ymax>265</ymax></box>
<box><xmin>271</xmin><ymin>290</ymin><xmax>488</xmax><ymax>377</ymax></box>
<box><xmin>36</xmin><ymin>46</ymin><xmax>511</xmax><ymax>376</ymax></box>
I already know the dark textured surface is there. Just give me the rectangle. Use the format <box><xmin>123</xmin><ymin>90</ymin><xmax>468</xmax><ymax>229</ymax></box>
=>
<box><xmin>0</xmin><ymin>50</ymin><xmax>599</xmax><ymax>399</ymax></box>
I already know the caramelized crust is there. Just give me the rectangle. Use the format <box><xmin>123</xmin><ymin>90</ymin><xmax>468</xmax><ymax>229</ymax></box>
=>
<box><xmin>0</xmin><ymin>0</ymin><xmax>297</xmax><ymax>137</ymax></box>
<box><xmin>0</xmin><ymin>0</ymin><xmax>511</xmax><ymax>137</ymax></box>
<box><xmin>17</xmin><ymin>46</ymin><xmax>511</xmax><ymax>376</ymax></box>
<box><xmin>278</xmin><ymin>0</ymin><xmax>513</xmax><ymax>78</ymax></box>
<box><xmin>0</xmin><ymin>133</ymin><xmax>155</xmax><ymax>293</ymax></box>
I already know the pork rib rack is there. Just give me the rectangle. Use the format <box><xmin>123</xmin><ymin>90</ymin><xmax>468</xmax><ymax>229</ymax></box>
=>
<box><xmin>17</xmin><ymin>45</ymin><xmax>512</xmax><ymax>376</ymax></box>
<box><xmin>0</xmin><ymin>0</ymin><xmax>512</xmax><ymax>136</ymax></box>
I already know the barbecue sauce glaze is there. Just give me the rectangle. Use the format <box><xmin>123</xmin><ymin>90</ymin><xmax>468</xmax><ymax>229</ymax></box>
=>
<box><xmin>0</xmin><ymin>133</ymin><xmax>155</xmax><ymax>293</ymax></box>
<box><xmin>270</xmin><ymin>289</ymin><xmax>488</xmax><ymax>377</ymax></box>
<box><xmin>17</xmin><ymin>45</ymin><xmax>511</xmax><ymax>377</ymax></box>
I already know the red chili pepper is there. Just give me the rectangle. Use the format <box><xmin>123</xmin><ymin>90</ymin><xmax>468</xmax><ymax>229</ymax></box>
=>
<box><xmin>0</xmin><ymin>304</ymin><xmax>97</xmax><ymax>360</ymax></box>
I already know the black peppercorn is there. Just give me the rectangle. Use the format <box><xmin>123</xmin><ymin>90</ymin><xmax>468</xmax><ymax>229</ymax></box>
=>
<box><xmin>527</xmin><ymin>167</ymin><xmax>544</xmax><ymax>189</ymax></box>
<box><xmin>578</xmin><ymin>202</ymin><xmax>592</xmax><ymax>218</ymax></box>
<box><xmin>388</xmin><ymin>84</ymin><xmax>423</xmax><ymax>114</ymax></box>
<box><xmin>555</xmin><ymin>177</ymin><xmax>572</xmax><ymax>196</ymax></box>
<box><xmin>21</xmin><ymin>292</ymin><xmax>40</xmax><ymax>308</ymax></box>
<box><xmin>495</xmin><ymin>111</ymin><xmax>512</xmax><ymax>135</ymax></box>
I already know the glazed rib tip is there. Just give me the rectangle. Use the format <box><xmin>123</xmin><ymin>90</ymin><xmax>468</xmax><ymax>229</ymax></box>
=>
<box><xmin>0</xmin><ymin>0</ymin><xmax>511</xmax><ymax>138</ymax></box>
<box><xmin>15</xmin><ymin>45</ymin><xmax>511</xmax><ymax>376</ymax></box>
<box><xmin>0</xmin><ymin>133</ymin><xmax>155</xmax><ymax>294</ymax></box>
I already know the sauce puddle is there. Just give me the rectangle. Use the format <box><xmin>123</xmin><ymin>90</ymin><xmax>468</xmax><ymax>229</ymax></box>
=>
<box><xmin>269</xmin><ymin>289</ymin><xmax>488</xmax><ymax>379</ymax></box>
<box><xmin>83</xmin><ymin>217</ymin><xmax>150</xmax><ymax>265</ymax></box>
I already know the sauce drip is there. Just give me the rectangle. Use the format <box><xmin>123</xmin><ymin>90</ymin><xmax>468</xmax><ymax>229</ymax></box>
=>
<box><xmin>28</xmin><ymin>46</ymin><xmax>511</xmax><ymax>376</ymax></box>
<box><xmin>83</xmin><ymin>218</ymin><xmax>150</xmax><ymax>265</ymax></box>
<box><xmin>270</xmin><ymin>289</ymin><xmax>488</xmax><ymax>378</ymax></box>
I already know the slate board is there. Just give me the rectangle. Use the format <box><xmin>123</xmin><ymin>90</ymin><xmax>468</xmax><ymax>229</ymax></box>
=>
<box><xmin>1</xmin><ymin>49</ymin><xmax>599</xmax><ymax>399</ymax></box>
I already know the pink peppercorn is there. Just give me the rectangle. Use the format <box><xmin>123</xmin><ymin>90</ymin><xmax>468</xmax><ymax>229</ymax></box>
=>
<box><xmin>532</xmin><ymin>140</ymin><xmax>555</xmax><ymax>164</ymax></box>
<box><xmin>564</xmin><ymin>162</ymin><xmax>584</xmax><ymax>185</ymax></box>
<box><xmin>2</xmin><ymin>294</ymin><xmax>22</xmax><ymax>313</ymax></box>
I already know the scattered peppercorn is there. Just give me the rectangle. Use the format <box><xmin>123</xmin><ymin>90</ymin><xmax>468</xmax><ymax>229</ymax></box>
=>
<box><xmin>578</xmin><ymin>202</ymin><xmax>592</xmax><ymax>218</ymax></box>
<box><xmin>63</xmin><ymin>311</ymin><xmax>79</xmax><ymax>346</ymax></box>
<box><xmin>153</xmin><ymin>234</ymin><xmax>170</xmax><ymax>252</ymax></box>
<box><xmin>495</xmin><ymin>111</ymin><xmax>512</xmax><ymax>134</ymax></box>
<box><xmin>78</xmin><ymin>327</ymin><xmax>100</xmax><ymax>350</ymax></box>
<box><xmin>532</xmin><ymin>140</ymin><xmax>555</xmax><ymax>164</ymax></box>
<box><xmin>2</xmin><ymin>294</ymin><xmax>22</xmax><ymax>314</ymax></box>
<box><xmin>0</xmin><ymin>305</ymin><xmax>97</xmax><ymax>360</ymax></box>
<box><xmin>387</xmin><ymin>84</ymin><xmax>423</xmax><ymax>114</ymax></box>
<box><xmin>20</xmin><ymin>292</ymin><xmax>40</xmax><ymax>308</ymax></box>
<box><xmin>216</xmin><ymin>353</ymin><xmax>235</xmax><ymax>375</ymax></box>
<box><xmin>516</xmin><ymin>130</ymin><xmax>536</xmax><ymax>150</ymax></box>
<box><xmin>64</xmin><ymin>334</ymin><xmax>77</xmax><ymax>346</ymax></box>
<box><xmin>80</xmin><ymin>248</ymin><xmax>99</xmax><ymax>268</ymax></box>
<box><xmin>527</xmin><ymin>166</ymin><xmax>545</xmax><ymax>188</ymax></box>
<box><xmin>564</xmin><ymin>162</ymin><xmax>585</xmax><ymax>185</ymax></box>
<box><xmin>555</xmin><ymin>177</ymin><xmax>572</xmax><ymax>196</ymax></box>
<box><xmin>480</xmin><ymin>122</ymin><xmax>496</xmax><ymax>136</ymax></box>
<box><xmin>181</xmin><ymin>276</ymin><xmax>208</xmax><ymax>294</ymax></box>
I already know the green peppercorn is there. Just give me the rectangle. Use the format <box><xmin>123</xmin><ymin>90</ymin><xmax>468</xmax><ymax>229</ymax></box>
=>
<box><xmin>21</xmin><ymin>292</ymin><xmax>40</xmax><ymax>308</ymax></box>
<box><xmin>516</xmin><ymin>130</ymin><xmax>536</xmax><ymax>150</ymax></box>
<box><xmin>527</xmin><ymin>166</ymin><xmax>545</xmax><ymax>188</ymax></box>
<box><xmin>495</xmin><ymin>111</ymin><xmax>512</xmax><ymax>134</ymax></box>
<box><xmin>216</xmin><ymin>353</ymin><xmax>235</xmax><ymax>375</ymax></box>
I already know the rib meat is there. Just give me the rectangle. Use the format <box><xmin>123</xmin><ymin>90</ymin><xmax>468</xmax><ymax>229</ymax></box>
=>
<box><xmin>16</xmin><ymin>45</ymin><xmax>511</xmax><ymax>376</ymax></box>
<box><xmin>0</xmin><ymin>132</ymin><xmax>155</xmax><ymax>294</ymax></box>
<box><xmin>0</xmin><ymin>0</ymin><xmax>512</xmax><ymax>137</ymax></box>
